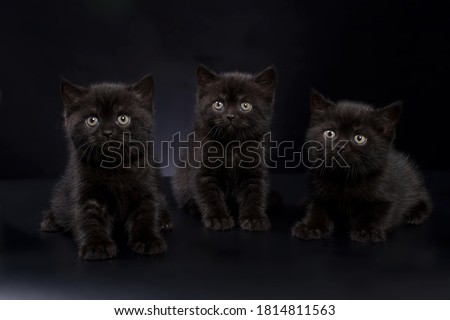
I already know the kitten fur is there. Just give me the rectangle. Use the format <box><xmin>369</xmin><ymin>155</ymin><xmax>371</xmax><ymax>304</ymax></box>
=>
<box><xmin>171</xmin><ymin>65</ymin><xmax>276</xmax><ymax>231</ymax></box>
<box><xmin>41</xmin><ymin>76</ymin><xmax>171</xmax><ymax>260</ymax></box>
<box><xmin>292</xmin><ymin>91</ymin><xmax>432</xmax><ymax>243</ymax></box>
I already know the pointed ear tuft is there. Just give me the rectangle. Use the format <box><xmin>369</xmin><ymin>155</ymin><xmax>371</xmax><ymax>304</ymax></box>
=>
<box><xmin>377</xmin><ymin>101</ymin><xmax>402</xmax><ymax>140</ymax></box>
<box><xmin>61</xmin><ymin>78</ymin><xmax>87</xmax><ymax>108</ymax></box>
<box><xmin>197</xmin><ymin>65</ymin><xmax>218</xmax><ymax>87</ymax></box>
<box><xmin>310</xmin><ymin>89</ymin><xmax>334</xmax><ymax>115</ymax></box>
<box><xmin>254</xmin><ymin>67</ymin><xmax>276</xmax><ymax>97</ymax></box>
<box><xmin>130</xmin><ymin>74</ymin><xmax>154</xmax><ymax>109</ymax></box>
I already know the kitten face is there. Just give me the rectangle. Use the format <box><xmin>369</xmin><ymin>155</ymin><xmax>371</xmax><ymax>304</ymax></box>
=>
<box><xmin>61</xmin><ymin>75</ymin><xmax>154</xmax><ymax>162</ymax></box>
<box><xmin>195</xmin><ymin>65</ymin><xmax>276</xmax><ymax>140</ymax></box>
<box><xmin>307</xmin><ymin>91</ymin><xmax>402</xmax><ymax>176</ymax></box>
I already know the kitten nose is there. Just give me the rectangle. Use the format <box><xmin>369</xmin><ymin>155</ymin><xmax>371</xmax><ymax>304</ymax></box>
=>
<box><xmin>103</xmin><ymin>130</ymin><xmax>112</xmax><ymax>137</ymax></box>
<box><xmin>226</xmin><ymin>115</ymin><xmax>235</xmax><ymax>122</ymax></box>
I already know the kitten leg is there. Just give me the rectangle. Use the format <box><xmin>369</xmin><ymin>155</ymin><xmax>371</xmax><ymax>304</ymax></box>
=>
<box><xmin>405</xmin><ymin>199</ymin><xmax>431</xmax><ymax>225</ymax></box>
<box><xmin>127</xmin><ymin>201</ymin><xmax>167</xmax><ymax>255</ymax></box>
<box><xmin>172</xmin><ymin>168</ymin><xmax>200</xmax><ymax>214</ymax></box>
<box><xmin>76</xmin><ymin>200</ymin><xmax>117</xmax><ymax>260</ymax></box>
<box><xmin>237</xmin><ymin>176</ymin><xmax>271</xmax><ymax>231</ymax></box>
<box><xmin>156</xmin><ymin>192</ymin><xmax>173</xmax><ymax>231</ymax></box>
<box><xmin>159</xmin><ymin>207</ymin><xmax>173</xmax><ymax>231</ymax></box>
<box><xmin>292</xmin><ymin>201</ymin><xmax>334</xmax><ymax>239</ymax></box>
<box><xmin>194</xmin><ymin>174</ymin><xmax>234</xmax><ymax>231</ymax></box>
<box><xmin>350</xmin><ymin>202</ymin><xmax>389</xmax><ymax>243</ymax></box>
<box><xmin>40</xmin><ymin>210</ymin><xmax>60</xmax><ymax>232</ymax></box>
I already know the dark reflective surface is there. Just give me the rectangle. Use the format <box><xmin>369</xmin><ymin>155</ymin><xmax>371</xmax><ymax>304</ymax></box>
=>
<box><xmin>0</xmin><ymin>173</ymin><xmax>449</xmax><ymax>299</ymax></box>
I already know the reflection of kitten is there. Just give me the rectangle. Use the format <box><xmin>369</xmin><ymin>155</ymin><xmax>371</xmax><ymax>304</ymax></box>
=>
<box><xmin>41</xmin><ymin>76</ymin><xmax>171</xmax><ymax>260</ymax></box>
<box><xmin>293</xmin><ymin>91</ymin><xmax>432</xmax><ymax>243</ymax></box>
<box><xmin>172</xmin><ymin>65</ymin><xmax>276</xmax><ymax>231</ymax></box>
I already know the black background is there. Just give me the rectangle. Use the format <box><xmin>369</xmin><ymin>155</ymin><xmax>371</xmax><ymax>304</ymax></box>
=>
<box><xmin>1</xmin><ymin>0</ymin><xmax>449</xmax><ymax>178</ymax></box>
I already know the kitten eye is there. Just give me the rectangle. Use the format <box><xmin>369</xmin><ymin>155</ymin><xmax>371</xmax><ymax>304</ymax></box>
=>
<box><xmin>323</xmin><ymin>130</ymin><xmax>336</xmax><ymax>139</ymax></box>
<box><xmin>354</xmin><ymin>134</ymin><xmax>367</xmax><ymax>145</ymax></box>
<box><xmin>117</xmin><ymin>115</ymin><xmax>130</xmax><ymax>126</ymax></box>
<box><xmin>212</xmin><ymin>101</ymin><xmax>224</xmax><ymax>111</ymax></box>
<box><xmin>85</xmin><ymin>116</ymin><xmax>99</xmax><ymax>127</ymax></box>
<box><xmin>240</xmin><ymin>102</ymin><xmax>253</xmax><ymax>112</ymax></box>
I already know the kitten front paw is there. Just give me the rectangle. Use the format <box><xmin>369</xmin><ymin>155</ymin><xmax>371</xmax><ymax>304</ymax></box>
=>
<box><xmin>291</xmin><ymin>221</ymin><xmax>332</xmax><ymax>240</ymax></box>
<box><xmin>129</xmin><ymin>236</ymin><xmax>167</xmax><ymax>255</ymax></box>
<box><xmin>350</xmin><ymin>228</ymin><xmax>386</xmax><ymax>243</ymax></box>
<box><xmin>239</xmin><ymin>215</ymin><xmax>271</xmax><ymax>231</ymax></box>
<box><xmin>203</xmin><ymin>216</ymin><xmax>235</xmax><ymax>231</ymax></box>
<box><xmin>79</xmin><ymin>240</ymin><xmax>117</xmax><ymax>260</ymax></box>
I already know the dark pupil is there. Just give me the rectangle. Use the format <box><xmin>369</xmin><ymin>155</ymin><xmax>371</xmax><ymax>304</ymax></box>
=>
<box><xmin>90</xmin><ymin>118</ymin><xmax>95</xmax><ymax>123</ymax></box>
<box><xmin>121</xmin><ymin>116</ymin><xmax>125</xmax><ymax>121</ymax></box>
<box><xmin>357</xmin><ymin>136</ymin><xmax>362</xmax><ymax>141</ymax></box>
<box><xmin>328</xmin><ymin>132</ymin><xmax>332</xmax><ymax>136</ymax></box>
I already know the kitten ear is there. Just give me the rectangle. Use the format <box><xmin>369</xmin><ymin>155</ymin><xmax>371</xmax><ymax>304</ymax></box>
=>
<box><xmin>130</xmin><ymin>74</ymin><xmax>154</xmax><ymax>109</ymax></box>
<box><xmin>61</xmin><ymin>78</ymin><xmax>88</xmax><ymax>108</ymax></box>
<box><xmin>197</xmin><ymin>65</ymin><xmax>218</xmax><ymax>87</ymax></box>
<box><xmin>310</xmin><ymin>90</ymin><xmax>334</xmax><ymax>115</ymax></box>
<box><xmin>254</xmin><ymin>67</ymin><xmax>276</xmax><ymax>97</ymax></box>
<box><xmin>377</xmin><ymin>101</ymin><xmax>402</xmax><ymax>140</ymax></box>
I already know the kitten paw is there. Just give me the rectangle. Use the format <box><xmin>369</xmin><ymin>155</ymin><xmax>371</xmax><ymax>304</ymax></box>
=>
<box><xmin>405</xmin><ymin>201</ymin><xmax>430</xmax><ymax>225</ymax></box>
<box><xmin>203</xmin><ymin>216</ymin><xmax>235</xmax><ymax>231</ymax></box>
<box><xmin>160</xmin><ymin>210</ymin><xmax>173</xmax><ymax>231</ymax></box>
<box><xmin>291</xmin><ymin>221</ymin><xmax>332</xmax><ymax>240</ymax></box>
<box><xmin>129</xmin><ymin>237</ymin><xmax>167</xmax><ymax>255</ymax></box>
<box><xmin>406</xmin><ymin>217</ymin><xmax>425</xmax><ymax>225</ymax></box>
<box><xmin>350</xmin><ymin>228</ymin><xmax>386</xmax><ymax>243</ymax></box>
<box><xmin>40</xmin><ymin>211</ymin><xmax>59</xmax><ymax>232</ymax></box>
<box><xmin>239</xmin><ymin>215</ymin><xmax>271</xmax><ymax>231</ymax></box>
<box><xmin>79</xmin><ymin>241</ymin><xmax>117</xmax><ymax>260</ymax></box>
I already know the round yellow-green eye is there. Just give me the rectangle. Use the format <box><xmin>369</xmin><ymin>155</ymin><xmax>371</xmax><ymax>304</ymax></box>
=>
<box><xmin>85</xmin><ymin>116</ymin><xmax>99</xmax><ymax>127</ymax></box>
<box><xmin>212</xmin><ymin>101</ymin><xmax>224</xmax><ymax>111</ymax></box>
<box><xmin>117</xmin><ymin>115</ymin><xmax>130</xmax><ymax>126</ymax></box>
<box><xmin>323</xmin><ymin>130</ymin><xmax>335</xmax><ymax>139</ymax></box>
<box><xmin>240</xmin><ymin>102</ymin><xmax>253</xmax><ymax>112</ymax></box>
<box><xmin>354</xmin><ymin>134</ymin><xmax>367</xmax><ymax>145</ymax></box>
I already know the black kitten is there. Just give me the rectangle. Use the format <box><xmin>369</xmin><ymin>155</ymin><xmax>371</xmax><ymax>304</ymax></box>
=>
<box><xmin>292</xmin><ymin>91</ymin><xmax>432</xmax><ymax>243</ymax></box>
<box><xmin>171</xmin><ymin>65</ymin><xmax>276</xmax><ymax>231</ymax></box>
<box><xmin>41</xmin><ymin>76</ymin><xmax>171</xmax><ymax>260</ymax></box>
